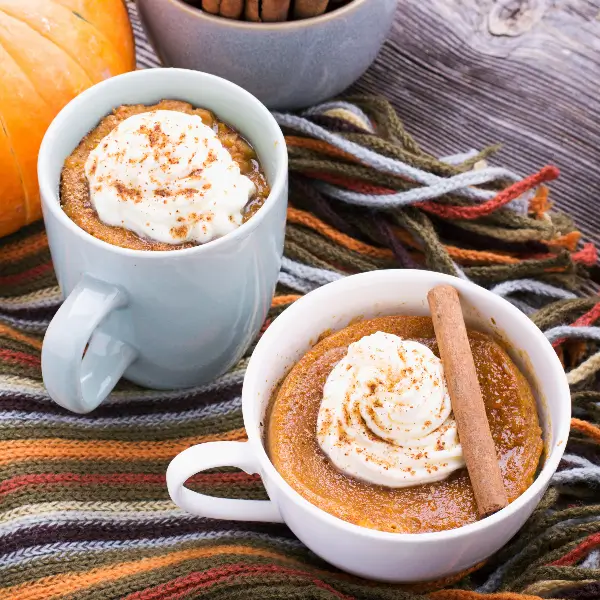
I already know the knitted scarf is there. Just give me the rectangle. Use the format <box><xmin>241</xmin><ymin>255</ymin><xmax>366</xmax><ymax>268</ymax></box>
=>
<box><xmin>0</xmin><ymin>95</ymin><xmax>599</xmax><ymax>600</ymax></box>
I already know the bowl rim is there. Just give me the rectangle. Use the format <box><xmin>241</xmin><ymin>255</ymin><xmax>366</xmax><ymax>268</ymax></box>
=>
<box><xmin>37</xmin><ymin>68</ymin><xmax>288</xmax><ymax>260</ymax></box>
<box><xmin>243</xmin><ymin>269</ymin><xmax>571</xmax><ymax>542</ymax></box>
<box><xmin>162</xmin><ymin>0</ymin><xmax>370</xmax><ymax>29</ymax></box>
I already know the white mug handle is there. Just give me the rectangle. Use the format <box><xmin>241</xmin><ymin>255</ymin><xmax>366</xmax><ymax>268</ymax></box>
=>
<box><xmin>42</xmin><ymin>274</ymin><xmax>138</xmax><ymax>414</ymax></box>
<box><xmin>166</xmin><ymin>441</ymin><xmax>284</xmax><ymax>522</ymax></box>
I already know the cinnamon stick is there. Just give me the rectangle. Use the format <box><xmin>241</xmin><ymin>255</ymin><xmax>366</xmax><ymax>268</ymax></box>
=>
<box><xmin>293</xmin><ymin>0</ymin><xmax>329</xmax><ymax>18</ymax></box>
<box><xmin>427</xmin><ymin>285</ymin><xmax>508</xmax><ymax>519</ymax></box>
<box><xmin>202</xmin><ymin>0</ymin><xmax>221</xmax><ymax>14</ymax></box>
<box><xmin>219</xmin><ymin>0</ymin><xmax>244</xmax><ymax>18</ymax></box>
<box><xmin>262</xmin><ymin>0</ymin><xmax>291</xmax><ymax>21</ymax></box>
<box><xmin>245</xmin><ymin>0</ymin><xmax>261</xmax><ymax>21</ymax></box>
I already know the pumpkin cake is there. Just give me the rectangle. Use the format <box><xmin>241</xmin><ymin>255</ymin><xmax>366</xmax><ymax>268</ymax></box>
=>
<box><xmin>266</xmin><ymin>316</ymin><xmax>543</xmax><ymax>534</ymax></box>
<box><xmin>60</xmin><ymin>100</ymin><xmax>270</xmax><ymax>251</ymax></box>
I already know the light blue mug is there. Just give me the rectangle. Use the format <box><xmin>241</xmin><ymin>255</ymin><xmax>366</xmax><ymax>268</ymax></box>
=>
<box><xmin>38</xmin><ymin>68</ymin><xmax>288</xmax><ymax>414</ymax></box>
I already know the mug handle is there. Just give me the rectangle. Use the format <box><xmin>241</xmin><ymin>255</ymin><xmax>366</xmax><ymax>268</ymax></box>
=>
<box><xmin>42</xmin><ymin>274</ymin><xmax>138</xmax><ymax>414</ymax></box>
<box><xmin>166</xmin><ymin>441</ymin><xmax>284</xmax><ymax>522</ymax></box>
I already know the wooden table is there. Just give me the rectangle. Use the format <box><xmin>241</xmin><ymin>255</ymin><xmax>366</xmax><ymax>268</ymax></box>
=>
<box><xmin>353</xmin><ymin>0</ymin><xmax>600</xmax><ymax>248</ymax></box>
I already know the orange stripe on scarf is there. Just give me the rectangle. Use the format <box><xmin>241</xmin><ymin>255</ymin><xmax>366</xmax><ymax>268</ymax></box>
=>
<box><xmin>287</xmin><ymin>207</ymin><xmax>394</xmax><ymax>260</ymax></box>
<box><xmin>0</xmin><ymin>545</ymin><xmax>300</xmax><ymax>600</ymax></box>
<box><xmin>429</xmin><ymin>591</ymin><xmax>543</xmax><ymax>600</ymax></box>
<box><xmin>445</xmin><ymin>246</ymin><xmax>520</xmax><ymax>265</ymax></box>
<box><xmin>571</xmin><ymin>418</ymin><xmax>600</xmax><ymax>443</ymax></box>
<box><xmin>0</xmin><ymin>430</ymin><xmax>247</xmax><ymax>465</ymax></box>
<box><xmin>272</xmin><ymin>295</ymin><xmax>302</xmax><ymax>307</ymax></box>
<box><xmin>547</xmin><ymin>231</ymin><xmax>581</xmax><ymax>252</ymax></box>
<box><xmin>528</xmin><ymin>185</ymin><xmax>551</xmax><ymax>219</ymax></box>
<box><xmin>0</xmin><ymin>231</ymin><xmax>48</xmax><ymax>263</ymax></box>
<box><xmin>0</xmin><ymin>324</ymin><xmax>43</xmax><ymax>351</ymax></box>
<box><xmin>289</xmin><ymin>207</ymin><xmax>551</xmax><ymax>267</ymax></box>
<box><xmin>285</xmin><ymin>137</ymin><xmax>360</xmax><ymax>163</ymax></box>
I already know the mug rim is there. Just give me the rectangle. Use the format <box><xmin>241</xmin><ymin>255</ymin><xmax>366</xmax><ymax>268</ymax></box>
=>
<box><xmin>243</xmin><ymin>269</ymin><xmax>571</xmax><ymax>542</ymax></box>
<box><xmin>37</xmin><ymin>68</ymin><xmax>288</xmax><ymax>259</ymax></box>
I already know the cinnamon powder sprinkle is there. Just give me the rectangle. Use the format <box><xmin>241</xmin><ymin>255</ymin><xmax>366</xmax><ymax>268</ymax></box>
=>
<box><xmin>170</xmin><ymin>224</ymin><xmax>189</xmax><ymax>239</ymax></box>
<box><xmin>206</xmin><ymin>150</ymin><xmax>217</xmax><ymax>166</ymax></box>
<box><xmin>114</xmin><ymin>182</ymin><xmax>143</xmax><ymax>203</ymax></box>
<box><xmin>138</xmin><ymin>122</ymin><xmax>169</xmax><ymax>149</ymax></box>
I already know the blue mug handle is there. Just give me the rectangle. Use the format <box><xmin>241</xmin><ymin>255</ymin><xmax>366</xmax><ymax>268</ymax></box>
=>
<box><xmin>41</xmin><ymin>274</ymin><xmax>138</xmax><ymax>413</ymax></box>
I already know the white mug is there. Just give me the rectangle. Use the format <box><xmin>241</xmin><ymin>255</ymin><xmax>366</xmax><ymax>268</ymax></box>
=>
<box><xmin>38</xmin><ymin>68</ymin><xmax>287</xmax><ymax>414</ymax></box>
<box><xmin>167</xmin><ymin>269</ymin><xmax>570</xmax><ymax>582</ymax></box>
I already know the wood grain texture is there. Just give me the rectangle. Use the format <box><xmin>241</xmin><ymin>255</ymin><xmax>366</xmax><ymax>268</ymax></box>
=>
<box><xmin>352</xmin><ymin>0</ymin><xmax>600</xmax><ymax>249</ymax></box>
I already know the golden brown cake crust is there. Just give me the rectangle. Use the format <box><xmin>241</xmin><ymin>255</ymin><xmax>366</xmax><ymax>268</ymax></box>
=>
<box><xmin>266</xmin><ymin>316</ymin><xmax>543</xmax><ymax>534</ymax></box>
<box><xmin>60</xmin><ymin>100</ymin><xmax>270</xmax><ymax>251</ymax></box>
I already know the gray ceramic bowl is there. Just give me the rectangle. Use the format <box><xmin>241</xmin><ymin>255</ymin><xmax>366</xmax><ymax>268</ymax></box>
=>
<box><xmin>136</xmin><ymin>0</ymin><xmax>398</xmax><ymax>110</ymax></box>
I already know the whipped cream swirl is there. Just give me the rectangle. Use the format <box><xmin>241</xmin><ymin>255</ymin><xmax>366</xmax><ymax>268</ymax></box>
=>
<box><xmin>317</xmin><ymin>332</ymin><xmax>465</xmax><ymax>487</ymax></box>
<box><xmin>84</xmin><ymin>110</ymin><xmax>256</xmax><ymax>245</ymax></box>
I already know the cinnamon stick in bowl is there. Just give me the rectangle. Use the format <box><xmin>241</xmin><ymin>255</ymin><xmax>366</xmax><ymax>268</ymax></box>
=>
<box><xmin>245</xmin><ymin>0</ymin><xmax>260</xmax><ymax>20</ymax></box>
<box><xmin>202</xmin><ymin>0</ymin><xmax>220</xmax><ymax>14</ymax></box>
<box><xmin>294</xmin><ymin>0</ymin><xmax>329</xmax><ymax>19</ymax></box>
<box><xmin>221</xmin><ymin>0</ymin><xmax>245</xmax><ymax>18</ymax></box>
<box><xmin>427</xmin><ymin>285</ymin><xmax>508</xmax><ymax>519</ymax></box>
<box><xmin>252</xmin><ymin>0</ymin><xmax>291</xmax><ymax>21</ymax></box>
<box><xmin>202</xmin><ymin>0</ymin><xmax>244</xmax><ymax>19</ymax></box>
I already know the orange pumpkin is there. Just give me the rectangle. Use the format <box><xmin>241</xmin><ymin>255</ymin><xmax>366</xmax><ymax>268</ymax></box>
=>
<box><xmin>0</xmin><ymin>0</ymin><xmax>136</xmax><ymax>238</ymax></box>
